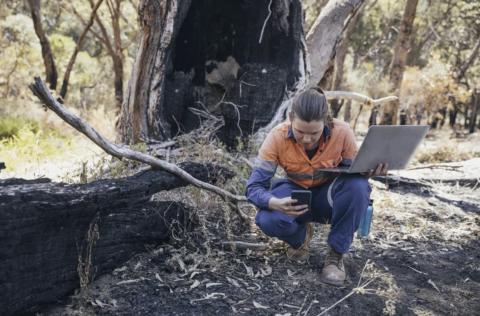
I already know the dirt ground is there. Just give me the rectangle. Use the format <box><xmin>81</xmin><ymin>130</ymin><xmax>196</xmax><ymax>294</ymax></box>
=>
<box><xmin>3</xmin><ymin>127</ymin><xmax>468</xmax><ymax>316</ymax></box>
<box><xmin>41</xmin><ymin>164</ymin><xmax>479</xmax><ymax>315</ymax></box>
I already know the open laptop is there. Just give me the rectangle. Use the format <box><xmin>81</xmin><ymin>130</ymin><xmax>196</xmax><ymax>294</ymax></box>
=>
<box><xmin>323</xmin><ymin>125</ymin><xmax>429</xmax><ymax>173</ymax></box>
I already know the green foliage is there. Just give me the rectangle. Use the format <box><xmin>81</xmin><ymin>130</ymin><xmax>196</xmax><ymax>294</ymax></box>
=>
<box><xmin>0</xmin><ymin>122</ymin><xmax>73</xmax><ymax>172</ymax></box>
<box><xmin>0</xmin><ymin>116</ymin><xmax>39</xmax><ymax>139</ymax></box>
<box><xmin>2</xmin><ymin>14</ymin><xmax>37</xmax><ymax>43</ymax></box>
<box><xmin>49</xmin><ymin>34</ymin><xmax>76</xmax><ymax>73</ymax></box>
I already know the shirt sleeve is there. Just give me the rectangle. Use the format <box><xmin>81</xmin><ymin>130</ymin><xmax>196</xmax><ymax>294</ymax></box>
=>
<box><xmin>341</xmin><ymin>126</ymin><xmax>358</xmax><ymax>165</ymax></box>
<box><xmin>245</xmin><ymin>130</ymin><xmax>279</xmax><ymax>209</ymax></box>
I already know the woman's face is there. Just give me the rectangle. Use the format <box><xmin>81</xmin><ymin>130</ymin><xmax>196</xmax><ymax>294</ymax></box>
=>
<box><xmin>290</xmin><ymin>114</ymin><xmax>324</xmax><ymax>150</ymax></box>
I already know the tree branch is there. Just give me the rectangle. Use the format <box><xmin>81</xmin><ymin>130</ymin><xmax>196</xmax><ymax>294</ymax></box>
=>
<box><xmin>68</xmin><ymin>3</ymin><xmax>110</xmax><ymax>48</ymax></box>
<box><xmin>325</xmin><ymin>91</ymin><xmax>398</xmax><ymax>105</ymax></box>
<box><xmin>59</xmin><ymin>0</ymin><xmax>105</xmax><ymax>99</ymax></box>
<box><xmin>29</xmin><ymin>77</ymin><xmax>247</xmax><ymax>205</ymax></box>
<box><xmin>455</xmin><ymin>37</ymin><xmax>480</xmax><ymax>81</ymax></box>
<box><xmin>88</xmin><ymin>0</ymin><xmax>115</xmax><ymax>56</ymax></box>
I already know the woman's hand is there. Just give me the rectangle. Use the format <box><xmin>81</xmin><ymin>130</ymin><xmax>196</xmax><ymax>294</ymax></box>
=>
<box><xmin>362</xmin><ymin>163</ymin><xmax>388</xmax><ymax>178</ymax></box>
<box><xmin>268</xmin><ymin>197</ymin><xmax>308</xmax><ymax>216</ymax></box>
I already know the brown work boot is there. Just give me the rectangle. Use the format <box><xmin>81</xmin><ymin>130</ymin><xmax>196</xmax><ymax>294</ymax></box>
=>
<box><xmin>320</xmin><ymin>247</ymin><xmax>346</xmax><ymax>286</ymax></box>
<box><xmin>286</xmin><ymin>223</ymin><xmax>313</xmax><ymax>262</ymax></box>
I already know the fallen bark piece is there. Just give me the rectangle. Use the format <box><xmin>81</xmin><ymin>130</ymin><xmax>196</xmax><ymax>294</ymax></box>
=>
<box><xmin>0</xmin><ymin>163</ymin><xmax>222</xmax><ymax>315</ymax></box>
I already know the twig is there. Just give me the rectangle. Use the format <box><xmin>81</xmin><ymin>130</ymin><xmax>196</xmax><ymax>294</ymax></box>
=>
<box><xmin>29</xmin><ymin>77</ymin><xmax>247</xmax><ymax>205</ymax></box>
<box><xmin>357</xmin><ymin>259</ymin><xmax>370</xmax><ymax>287</ymax></box>
<box><xmin>228</xmin><ymin>202</ymin><xmax>250</xmax><ymax>224</ymax></box>
<box><xmin>297</xmin><ymin>294</ymin><xmax>309</xmax><ymax>316</ymax></box>
<box><xmin>220</xmin><ymin>101</ymin><xmax>246</xmax><ymax>137</ymax></box>
<box><xmin>302</xmin><ymin>298</ymin><xmax>319</xmax><ymax>316</ymax></box>
<box><xmin>407</xmin><ymin>265</ymin><xmax>428</xmax><ymax>275</ymax></box>
<box><xmin>427</xmin><ymin>279</ymin><xmax>441</xmax><ymax>293</ymax></box>
<box><xmin>219</xmin><ymin>241</ymin><xmax>269</xmax><ymax>250</ymax></box>
<box><xmin>317</xmin><ymin>278</ymin><xmax>376</xmax><ymax>316</ymax></box>
<box><xmin>407</xmin><ymin>164</ymin><xmax>462</xmax><ymax>171</ymax></box>
<box><xmin>258</xmin><ymin>0</ymin><xmax>273</xmax><ymax>44</ymax></box>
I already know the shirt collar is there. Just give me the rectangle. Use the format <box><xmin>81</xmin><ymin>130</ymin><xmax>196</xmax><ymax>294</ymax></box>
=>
<box><xmin>287</xmin><ymin>124</ymin><xmax>330</xmax><ymax>142</ymax></box>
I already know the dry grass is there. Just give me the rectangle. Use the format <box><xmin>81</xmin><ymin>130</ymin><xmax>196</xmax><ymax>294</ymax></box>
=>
<box><xmin>415</xmin><ymin>145</ymin><xmax>475</xmax><ymax>164</ymax></box>
<box><xmin>0</xmin><ymin>99</ymin><xmax>115</xmax><ymax>181</ymax></box>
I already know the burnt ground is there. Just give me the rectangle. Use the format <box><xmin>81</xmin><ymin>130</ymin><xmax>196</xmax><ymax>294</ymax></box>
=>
<box><xmin>41</xmin><ymin>169</ymin><xmax>480</xmax><ymax>316</ymax></box>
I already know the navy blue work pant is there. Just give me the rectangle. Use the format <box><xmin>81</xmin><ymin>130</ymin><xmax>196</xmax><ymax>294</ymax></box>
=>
<box><xmin>255</xmin><ymin>175</ymin><xmax>371</xmax><ymax>254</ymax></box>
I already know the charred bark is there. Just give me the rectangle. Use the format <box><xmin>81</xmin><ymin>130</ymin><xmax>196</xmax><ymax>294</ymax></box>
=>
<box><xmin>119</xmin><ymin>0</ymin><xmax>306</xmax><ymax>147</ymax></box>
<box><xmin>0</xmin><ymin>163</ymin><xmax>226</xmax><ymax>315</ymax></box>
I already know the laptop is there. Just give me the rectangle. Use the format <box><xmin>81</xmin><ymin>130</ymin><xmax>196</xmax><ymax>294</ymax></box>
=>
<box><xmin>323</xmin><ymin>125</ymin><xmax>429</xmax><ymax>173</ymax></box>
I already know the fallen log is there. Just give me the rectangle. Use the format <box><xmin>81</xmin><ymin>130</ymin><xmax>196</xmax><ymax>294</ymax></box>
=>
<box><xmin>0</xmin><ymin>163</ymin><xmax>225</xmax><ymax>315</ymax></box>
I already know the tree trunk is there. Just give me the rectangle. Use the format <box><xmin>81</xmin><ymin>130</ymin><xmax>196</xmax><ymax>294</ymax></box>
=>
<box><xmin>113</xmin><ymin>54</ymin><xmax>124</xmax><ymax>111</ymax></box>
<box><xmin>382</xmin><ymin>0</ymin><xmax>419</xmax><ymax>125</ymax></box>
<box><xmin>343</xmin><ymin>99</ymin><xmax>352</xmax><ymax>123</ymax></box>
<box><xmin>119</xmin><ymin>0</ymin><xmax>306</xmax><ymax>147</ymax></box>
<box><xmin>80</xmin><ymin>0</ymin><xmax>125</xmax><ymax>111</ymax></box>
<box><xmin>27</xmin><ymin>0</ymin><xmax>58</xmax><ymax>90</ymax></box>
<box><xmin>469</xmin><ymin>90</ymin><xmax>479</xmax><ymax>134</ymax></box>
<box><xmin>0</xmin><ymin>163</ymin><xmax>226</xmax><ymax>315</ymax></box>
<box><xmin>368</xmin><ymin>105</ymin><xmax>378</xmax><ymax>126</ymax></box>
<box><xmin>449</xmin><ymin>104</ymin><xmax>458</xmax><ymax>127</ymax></box>
<box><xmin>306</xmin><ymin>0</ymin><xmax>365</xmax><ymax>87</ymax></box>
<box><xmin>328</xmin><ymin>2</ymin><xmax>364</xmax><ymax>117</ymax></box>
<box><xmin>59</xmin><ymin>0</ymin><xmax>105</xmax><ymax>100</ymax></box>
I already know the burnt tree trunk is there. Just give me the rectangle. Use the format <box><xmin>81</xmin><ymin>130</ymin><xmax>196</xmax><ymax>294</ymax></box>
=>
<box><xmin>119</xmin><ymin>0</ymin><xmax>367</xmax><ymax>147</ymax></box>
<box><xmin>0</xmin><ymin>163</ymin><xmax>226</xmax><ymax>315</ymax></box>
<box><xmin>119</xmin><ymin>0</ymin><xmax>306</xmax><ymax>147</ymax></box>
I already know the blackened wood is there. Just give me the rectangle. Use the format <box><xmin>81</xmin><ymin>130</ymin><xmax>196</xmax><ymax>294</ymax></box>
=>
<box><xmin>0</xmin><ymin>163</ymin><xmax>225</xmax><ymax>315</ymax></box>
<box><xmin>119</xmin><ymin>0</ymin><xmax>306</xmax><ymax>145</ymax></box>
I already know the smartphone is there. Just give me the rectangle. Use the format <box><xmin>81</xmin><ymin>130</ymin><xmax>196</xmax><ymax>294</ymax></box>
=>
<box><xmin>291</xmin><ymin>190</ymin><xmax>312</xmax><ymax>212</ymax></box>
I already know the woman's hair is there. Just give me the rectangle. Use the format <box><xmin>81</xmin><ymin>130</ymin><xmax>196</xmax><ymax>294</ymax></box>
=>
<box><xmin>291</xmin><ymin>87</ymin><xmax>333</xmax><ymax>127</ymax></box>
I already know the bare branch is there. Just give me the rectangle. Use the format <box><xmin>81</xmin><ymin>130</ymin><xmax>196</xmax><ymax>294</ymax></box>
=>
<box><xmin>88</xmin><ymin>0</ymin><xmax>115</xmax><ymax>56</ymax></box>
<box><xmin>60</xmin><ymin>0</ymin><xmax>105</xmax><ymax>99</ymax></box>
<box><xmin>324</xmin><ymin>91</ymin><xmax>398</xmax><ymax>105</ymax></box>
<box><xmin>455</xmin><ymin>37</ymin><xmax>480</xmax><ymax>81</ymax></box>
<box><xmin>258</xmin><ymin>0</ymin><xmax>273</xmax><ymax>44</ymax></box>
<box><xmin>68</xmin><ymin>3</ymin><xmax>109</xmax><ymax>47</ymax></box>
<box><xmin>29</xmin><ymin>77</ymin><xmax>247</xmax><ymax>204</ymax></box>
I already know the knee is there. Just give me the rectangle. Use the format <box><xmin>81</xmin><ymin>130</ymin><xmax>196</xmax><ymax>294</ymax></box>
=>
<box><xmin>338</xmin><ymin>175</ymin><xmax>371</xmax><ymax>197</ymax></box>
<box><xmin>255</xmin><ymin>211</ymin><xmax>298</xmax><ymax>237</ymax></box>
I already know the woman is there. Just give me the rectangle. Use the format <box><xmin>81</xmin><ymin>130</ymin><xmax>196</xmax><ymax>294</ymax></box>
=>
<box><xmin>245</xmin><ymin>88</ymin><xmax>387</xmax><ymax>286</ymax></box>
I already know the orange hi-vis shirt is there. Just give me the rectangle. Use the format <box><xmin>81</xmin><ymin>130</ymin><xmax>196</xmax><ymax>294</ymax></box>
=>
<box><xmin>255</xmin><ymin>119</ymin><xmax>358</xmax><ymax>188</ymax></box>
